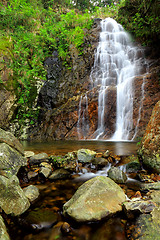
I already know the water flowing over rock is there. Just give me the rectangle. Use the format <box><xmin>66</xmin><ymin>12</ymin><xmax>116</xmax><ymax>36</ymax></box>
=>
<box><xmin>27</xmin><ymin>18</ymin><xmax>160</xmax><ymax>142</ymax></box>
<box><xmin>63</xmin><ymin>176</ymin><xmax>126</xmax><ymax>222</ymax></box>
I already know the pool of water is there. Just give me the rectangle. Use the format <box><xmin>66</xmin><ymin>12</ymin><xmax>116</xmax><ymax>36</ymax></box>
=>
<box><xmin>22</xmin><ymin>140</ymin><xmax>138</xmax><ymax>156</ymax></box>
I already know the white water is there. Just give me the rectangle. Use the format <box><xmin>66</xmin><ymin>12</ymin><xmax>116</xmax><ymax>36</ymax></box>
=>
<box><xmin>90</xmin><ymin>18</ymin><xmax>142</xmax><ymax>141</ymax></box>
<box><xmin>77</xmin><ymin>94</ymin><xmax>89</xmax><ymax>139</ymax></box>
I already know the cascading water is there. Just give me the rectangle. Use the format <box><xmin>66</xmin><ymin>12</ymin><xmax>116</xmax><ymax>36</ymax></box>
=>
<box><xmin>77</xmin><ymin>94</ymin><xmax>89</xmax><ymax>139</ymax></box>
<box><xmin>90</xmin><ymin>17</ymin><xmax>143</xmax><ymax>141</ymax></box>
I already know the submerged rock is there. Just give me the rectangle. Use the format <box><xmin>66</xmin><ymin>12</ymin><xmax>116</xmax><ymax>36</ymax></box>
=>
<box><xmin>0</xmin><ymin>175</ymin><xmax>30</xmax><ymax>216</ymax></box>
<box><xmin>108</xmin><ymin>167</ymin><xmax>127</xmax><ymax>183</ymax></box>
<box><xmin>0</xmin><ymin>215</ymin><xmax>10</xmax><ymax>240</ymax></box>
<box><xmin>63</xmin><ymin>176</ymin><xmax>126</xmax><ymax>222</ymax></box>
<box><xmin>0</xmin><ymin>143</ymin><xmax>27</xmax><ymax>176</ymax></box>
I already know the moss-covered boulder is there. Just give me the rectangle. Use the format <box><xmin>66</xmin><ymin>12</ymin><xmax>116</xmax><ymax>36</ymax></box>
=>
<box><xmin>77</xmin><ymin>149</ymin><xmax>96</xmax><ymax>163</ymax></box>
<box><xmin>63</xmin><ymin>176</ymin><xmax>126</xmax><ymax>222</ymax></box>
<box><xmin>0</xmin><ymin>175</ymin><xmax>30</xmax><ymax>216</ymax></box>
<box><xmin>108</xmin><ymin>167</ymin><xmax>127</xmax><ymax>183</ymax></box>
<box><xmin>131</xmin><ymin>207</ymin><xmax>160</xmax><ymax>240</ymax></box>
<box><xmin>138</xmin><ymin>100</ymin><xmax>160</xmax><ymax>173</ymax></box>
<box><xmin>0</xmin><ymin>216</ymin><xmax>10</xmax><ymax>240</ymax></box>
<box><xmin>0</xmin><ymin>128</ymin><xmax>24</xmax><ymax>155</ymax></box>
<box><xmin>0</xmin><ymin>143</ymin><xmax>27</xmax><ymax>176</ymax></box>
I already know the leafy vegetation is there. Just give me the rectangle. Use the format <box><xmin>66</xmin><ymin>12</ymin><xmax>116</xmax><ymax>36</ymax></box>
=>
<box><xmin>117</xmin><ymin>0</ymin><xmax>160</xmax><ymax>46</ymax></box>
<box><xmin>0</xmin><ymin>0</ymin><xmax>158</xmax><ymax>127</ymax></box>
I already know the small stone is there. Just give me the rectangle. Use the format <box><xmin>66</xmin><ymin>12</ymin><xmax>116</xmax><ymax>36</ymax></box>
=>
<box><xmin>29</xmin><ymin>153</ymin><xmax>49</xmax><ymax>165</ymax></box>
<box><xmin>108</xmin><ymin>167</ymin><xmax>127</xmax><ymax>183</ymax></box>
<box><xmin>61</xmin><ymin>222</ymin><xmax>71</xmax><ymax>234</ymax></box>
<box><xmin>24</xmin><ymin>151</ymin><xmax>35</xmax><ymax>158</ymax></box>
<box><xmin>49</xmin><ymin>169</ymin><xmax>70</xmax><ymax>180</ymax></box>
<box><xmin>23</xmin><ymin>185</ymin><xmax>39</xmax><ymax>202</ymax></box>
<box><xmin>40</xmin><ymin>167</ymin><xmax>52</xmax><ymax>178</ymax></box>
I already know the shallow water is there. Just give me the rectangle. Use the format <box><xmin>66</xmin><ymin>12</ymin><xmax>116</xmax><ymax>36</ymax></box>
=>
<box><xmin>22</xmin><ymin>140</ymin><xmax>138</xmax><ymax>156</ymax></box>
<box><xmin>8</xmin><ymin>140</ymin><xmax>139</xmax><ymax>240</ymax></box>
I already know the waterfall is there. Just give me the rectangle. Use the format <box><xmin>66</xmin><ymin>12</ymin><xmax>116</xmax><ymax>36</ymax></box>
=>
<box><xmin>90</xmin><ymin>17</ymin><xmax>142</xmax><ymax>141</ymax></box>
<box><xmin>77</xmin><ymin>94</ymin><xmax>89</xmax><ymax>139</ymax></box>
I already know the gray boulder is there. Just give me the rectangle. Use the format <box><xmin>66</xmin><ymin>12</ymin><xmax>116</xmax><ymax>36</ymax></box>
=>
<box><xmin>108</xmin><ymin>167</ymin><xmax>127</xmax><ymax>183</ymax></box>
<box><xmin>63</xmin><ymin>176</ymin><xmax>126</xmax><ymax>222</ymax></box>
<box><xmin>0</xmin><ymin>128</ymin><xmax>24</xmax><ymax>155</ymax></box>
<box><xmin>29</xmin><ymin>153</ymin><xmax>49</xmax><ymax>165</ymax></box>
<box><xmin>23</xmin><ymin>185</ymin><xmax>39</xmax><ymax>202</ymax></box>
<box><xmin>0</xmin><ymin>175</ymin><xmax>30</xmax><ymax>216</ymax></box>
<box><xmin>77</xmin><ymin>149</ymin><xmax>96</xmax><ymax>163</ymax></box>
<box><xmin>0</xmin><ymin>215</ymin><xmax>10</xmax><ymax>240</ymax></box>
<box><xmin>0</xmin><ymin>143</ymin><xmax>27</xmax><ymax>176</ymax></box>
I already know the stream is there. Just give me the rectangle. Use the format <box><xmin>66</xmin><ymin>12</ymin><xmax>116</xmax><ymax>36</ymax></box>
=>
<box><xmin>7</xmin><ymin>141</ymin><xmax>140</xmax><ymax>240</ymax></box>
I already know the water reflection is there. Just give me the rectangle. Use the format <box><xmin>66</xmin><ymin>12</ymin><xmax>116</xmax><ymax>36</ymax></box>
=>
<box><xmin>22</xmin><ymin>140</ymin><xmax>137</xmax><ymax>156</ymax></box>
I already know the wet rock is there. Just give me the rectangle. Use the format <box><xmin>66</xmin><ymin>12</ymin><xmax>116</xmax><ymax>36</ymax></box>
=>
<box><xmin>40</xmin><ymin>167</ymin><xmax>52</xmax><ymax>178</ymax></box>
<box><xmin>0</xmin><ymin>143</ymin><xmax>27</xmax><ymax>176</ymax></box>
<box><xmin>63</xmin><ymin>176</ymin><xmax>126</xmax><ymax>222</ymax></box>
<box><xmin>23</xmin><ymin>185</ymin><xmax>39</xmax><ymax>202</ymax></box>
<box><xmin>149</xmin><ymin>190</ymin><xmax>160</xmax><ymax>206</ymax></box>
<box><xmin>77</xmin><ymin>149</ymin><xmax>96</xmax><ymax>163</ymax></box>
<box><xmin>29</xmin><ymin>153</ymin><xmax>49</xmax><ymax>165</ymax></box>
<box><xmin>24</xmin><ymin>151</ymin><xmax>35</xmax><ymax>158</ymax></box>
<box><xmin>141</xmin><ymin>181</ymin><xmax>160</xmax><ymax>191</ymax></box>
<box><xmin>0</xmin><ymin>175</ymin><xmax>30</xmax><ymax>216</ymax></box>
<box><xmin>126</xmin><ymin>158</ymin><xmax>141</xmax><ymax>173</ymax></box>
<box><xmin>123</xmin><ymin>199</ymin><xmax>156</xmax><ymax>218</ymax></box>
<box><xmin>108</xmin><ymin>167</ymin><xmax>127</xmax><ymax>183</ymax></box>
<box><xmin>49</xmin><ymin>155</ymin><xmax>76</xmax><ymax>171</ymax></box>
<box><xmin>27</xmin><ymin>171</ymin><xmax>38</xmax><ymax>180</ymax></box>
<box><xmin>131</xmin><ymin>207</ymin><xmax>160</xmax><ymax>240</ymax></box>
<box><xmin>23</xmin><ymin>208</ymin><xmax>58</xmax><ymax>231</ymax></box>
<box><xmin>49</xmin><ymin>169</ymin><xmax>70</xmax><ymax>180</ymax></box>
<box><xmin>138</xmin><ymin>100</ymin><xmax>160</xmax><ymax>173</ymax></box>
<box><xmin>61</xmin><ymin>222</ymin><xmax>71</xmax><ymax>234</ymax></box>
<box><xmin>0</xmin><ymin>215</ymin><xmax>10</xmax><ymax>240</ymax></box>
<box><xmin>91</xmin><ymin>157</ymin><xmax>109</xmax><ymax>166</ymax></box>
<box><xmin>0</xmin><ymin>128</ymin><xmax>24</xmax><ymax>155</ymax></box>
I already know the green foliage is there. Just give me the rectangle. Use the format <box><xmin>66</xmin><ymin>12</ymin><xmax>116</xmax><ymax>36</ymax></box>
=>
<box><xmin>117</xmin><ymin>0</ymin><xmax>160</xmax><ymax>46</ymax></box>
<box><xmin>0</xmin><ymin>0</ymin><xmax>95</xmax><ymax>125</ymax></box>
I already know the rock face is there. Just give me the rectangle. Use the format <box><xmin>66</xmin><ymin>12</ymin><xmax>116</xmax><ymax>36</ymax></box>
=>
<box><xmin>138</xmin><ymin>100</ymin><xmax>160</xmax><ymax>173</ymax></box>
<box><xmin>63</xmin><ymin>176</ymin><xmax>126</xmax><ymax>222</ymax></box>
<box><xmin>0</xmin><ymin>175</ymin><xmax>30</xmax><ymax>216</ymax></box>
<box><xmin>27</xmin><ymin>23</ymin><xmax>160</xmax><ymax>142</ymax></box>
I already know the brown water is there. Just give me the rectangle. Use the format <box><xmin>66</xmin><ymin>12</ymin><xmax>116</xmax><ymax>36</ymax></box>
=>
<box><xmin>22</xmin><ymin>140</ymin><xmax>138</xmax><ymax>156</ymax></box>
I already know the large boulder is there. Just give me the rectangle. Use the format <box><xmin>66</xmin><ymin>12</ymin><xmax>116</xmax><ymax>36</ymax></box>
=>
<box><xmin>0</xmin><ymin>216</ymin><xmax>10</xmax><ymax>240</ymax></box>
<box><xmin>0</xmin><ymin>175</ymin><xmax>30</xmax><ymax>216</ymax></box>
<box><xmin>131</xmin><ymin>207</ymin><xmax>160</xmax><ymax>240</ymax></box>
<box><xmin>138</xmin><ymin>100</ymin><xmax>160</xmax><ymax>173</ymax></box>
<box><xmin>63</xmin><ymin>176</ymin><xmax>126</xmax><ymax>222</ymax></box>
<box><xmin>0</xmin><ymin>143</ymin><xmax>27</xmax><ymax>176</ymax></box>
<box><xmin>0</xmin><ymin>128</ymin><xmax>24</xmax><ymax>155</ymax></box>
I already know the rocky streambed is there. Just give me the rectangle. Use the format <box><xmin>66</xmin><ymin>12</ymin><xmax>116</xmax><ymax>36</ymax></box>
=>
<box><xmin>0</xmin><ymin>125</ymin><xmax>160</xmax><ymax>240</ymax></box>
